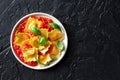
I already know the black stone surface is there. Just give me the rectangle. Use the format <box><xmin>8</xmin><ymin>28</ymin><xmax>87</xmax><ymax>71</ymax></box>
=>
<box><xmin>0</xmin><ymin>0</ymin><xmax>120</xmax><ymax>80</ymax></box>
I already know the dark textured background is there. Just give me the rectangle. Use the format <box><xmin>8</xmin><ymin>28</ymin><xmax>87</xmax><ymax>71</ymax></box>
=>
<box><xmin>0</xmin><ymin>0</ymin><xmax>120</xmax><ymax>80</ymax></box>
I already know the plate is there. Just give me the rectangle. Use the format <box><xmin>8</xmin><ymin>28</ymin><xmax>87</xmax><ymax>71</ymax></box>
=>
<box><xmin>10</xmin><ymin>12</ymin><xmax>68</xmax><ymax>70</ymax></box>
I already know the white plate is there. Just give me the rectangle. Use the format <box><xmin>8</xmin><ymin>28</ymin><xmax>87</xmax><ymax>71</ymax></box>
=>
<box><xmin>10</xmin><ymin>12</ymin><xmax>68</xmax><ymax>70</ymax></box>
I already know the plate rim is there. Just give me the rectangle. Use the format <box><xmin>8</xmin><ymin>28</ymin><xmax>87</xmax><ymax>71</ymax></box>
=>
<box><xmin>10</xmin><ymin>12</ymin><xmax>68</xmax><ymax>70</ymax></box>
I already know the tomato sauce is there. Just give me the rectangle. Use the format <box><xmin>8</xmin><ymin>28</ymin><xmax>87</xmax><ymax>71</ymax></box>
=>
<box><xmin>13</xmin><ymin>16</ymin><xmax>53</xmax><ymax>66</ymax></box>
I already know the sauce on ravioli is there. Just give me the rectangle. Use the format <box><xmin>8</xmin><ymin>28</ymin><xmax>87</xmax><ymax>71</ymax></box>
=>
<box><xmin>13</xmin><ymin>16</ymin><xmax>64</xmax><ymax>67</ymax></box>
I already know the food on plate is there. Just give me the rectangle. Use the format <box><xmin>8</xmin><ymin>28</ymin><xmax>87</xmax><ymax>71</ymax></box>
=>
<box><xmin>13</xmin><ymin>16</ymin><xmax>64</xmax><ymax>67</ymax></box>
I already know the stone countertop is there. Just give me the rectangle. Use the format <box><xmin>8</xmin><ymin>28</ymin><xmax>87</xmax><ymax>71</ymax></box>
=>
<box><xmin>0</xmin><ymin>0</ymin><xmax>120</xmax><ymax>80</ymax></box>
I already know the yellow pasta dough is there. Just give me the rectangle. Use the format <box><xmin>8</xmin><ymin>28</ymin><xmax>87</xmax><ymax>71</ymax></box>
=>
<box><xmin>48</xmin><ymin>29</ymin><xmax>64</xmax><ymax>41</ymax></box>
<box><xmin>25</xmin><ymin>17</ymin><xmax>42</xmax><ymax>32</ymax></box>
<box><xmin>40</xmin><ymin>29</ymin><xmax>48</xmax><ymax>38</ymax></box>
<box><xmin>39</xmin><ymin>54</ymin><xmax>52</xmax><ymax>65</ymax></box>
<box><xmin>14</xmin><ymin>33</ymin><xmax>28</xmax><ymax>46</ymax></box>
<box><xmin>22</xmin><ymin>48</ymin><xmax>36</xmax><ymax>62</ymax></box>
<box><xmin>13</xmin><ymin>16</ymin><xmax>65</xmax><ymax>67</ymax></box>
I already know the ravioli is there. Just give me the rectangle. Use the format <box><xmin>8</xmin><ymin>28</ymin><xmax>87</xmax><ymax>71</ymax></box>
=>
<box><xmin>39</xmin><ymin>54</ymin><xmax>52</xmax><ymax>65</ymax></box>
<box><xmin>22</xmin><ymin>48</ymin><xmax>36</xmax><ymax>62</ymax></box>
<box><xmin>13</xmin><ymin>16</ymin><xmax>64</xmax><ymax>67</ymax></box>
<box><xmin>48</xmin><ymin>29</ymin><xmax>64</xmax><ymax>41</ymax></box>
<box><xmin>14</xmin><ymin>33</ymin><xmax>28</xmax><ymax>46</ymax></box>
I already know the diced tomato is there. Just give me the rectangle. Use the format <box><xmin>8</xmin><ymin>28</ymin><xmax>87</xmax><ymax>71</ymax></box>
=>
<box><xmin>23</xmin><ymin>43</ymin><xmax>32</xmax><ymax>49</ymax></box>
<box><xmin>40</xmin><ymin>22</ymin><xmax>46</xmax><ymax>28</ymax></box>
<box><xmin>19</xmin><ymin>18</ymin><xmax>28</xmax><ymax>27</ymax></box>
<box><xmin>13</xmin><ymin>34</ymin><xmax>16</xmax><ymax>42</ymax></box>
<box><xmin>13</xmin><ymin>44</ymin><xmax>24</xmax><ymax>61</ymax></box>
<box><xmin>19</xmin><ymin>54</ymin><xmax>24</xmax><ymax>61</ymax></box>
<box><xmin>38</xmin><ymin>17</ymin><xmax>53</xmax><ymax>23</ymax></box>
<box><xmin>45</xmin><ymin>45</ymin><xmax>53</xmax><ymax>54</ymax></box>
<box><xmin>31</xmin><ymin>16</ymin><xmax>40</xmax><ymax>20</ymax></box>
<box><xmin>31</xmin><ymin>16</ymin><xmax>54</xmax><ymax>31</ymax></box>
<box><xmin>26</xmin><ymin>61</ymin><xmax>38</xmax><ymax>66</ymax></box>
<box><xmin>13</xmin><ymin>45</ymin><xmax>20</xmax><ymax>50</ymax></box>
<box><xmin>46</xmin><ymin>18</ymin><xmax>53</xmax><ymax>23</ymax></box>
<box><xmin>47</xmin><ymin>24</ymin><xmax>54</xmax><ymax>31</ymax></box>
<box><xmin>17</xmin><ymin>18</ymin><xmax>28</xmax><ymax>32</ymax></box>
<box><xmin>16</xmin><ymin>49</ymin><xmax>22</xmax><ymax>55</ymax></box>
<box><xmin>40</xmin><ymin>22</ymin><xmax>54</xmax><ymax>31</ymax></box>
<box><xmin>38</xmin><ymin>51</ymin><xmax>43</xmax><ymax>55</ymax></box>
<box><xmin>26</xmin><ymin>31</ymin><xmax>35</xmax><ymax>38</ymax></box>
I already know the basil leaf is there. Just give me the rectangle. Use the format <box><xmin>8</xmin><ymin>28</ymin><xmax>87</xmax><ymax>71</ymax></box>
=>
<box><xmin>57</xmin><ymin>41</ymin><xmax>64</xmax><ymax>51</ymax></box>
<box><xmin>49</xmin><ymin>22</ymin><xmax>61</xmax><ymax>31</ymax></box>
<box><xmin>51</xmin><ymin>58</ymin><xmax>57</xmax><ymax>62</ymax></box>
<box><xmin>39</xmin><ymin>36</ymin><xmax>48</xmax><ymax>46</ymax></box>
<box><xmin>35</xmin><ymin>53</ymin><xmax>44</xmax><ymax>65</ymax></box>
<box><xmin>30</xmin><ymin>25</ymin><xmax>40</xmax><ymax>35</ymax></box>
